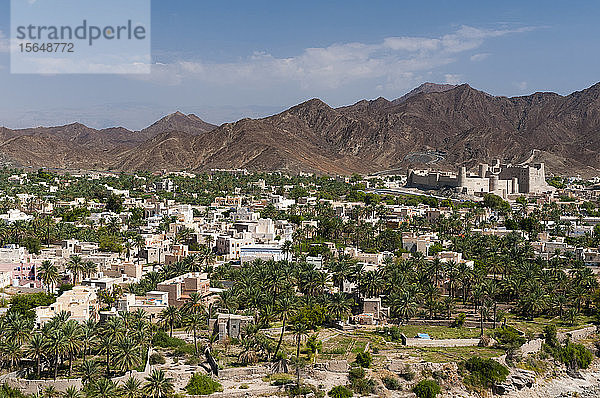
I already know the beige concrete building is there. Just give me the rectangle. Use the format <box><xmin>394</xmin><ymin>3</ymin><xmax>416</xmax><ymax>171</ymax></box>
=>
<box><xmin>117</xmin><ymin>291</ymin><xmax>168</xmax><ymax>322</ymax></box>
<box><xmin>402</xmin><ymin>232</ymin><xmax>437</xmax><ymax>255</ymax></box>
<box><xmin>35</xmin><ymin>285</ymin><xmax>98</xmax><ymax>326</ymax></box>
<box><xmin>156</xmin><ymin>272</ymin><xmax>210</xmax><ymax>307</ymax></box>
<box><xmin>209</xmin><ymin>313</ymin><xmax>254</xmax><ymax>341</ymax></box>
<box><xmin>104</xmin><ymin>262</ymin><xmax>143</xmax><ymax>279</ymax></box>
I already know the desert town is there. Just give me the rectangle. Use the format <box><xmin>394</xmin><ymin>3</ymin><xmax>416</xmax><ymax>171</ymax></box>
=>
<box><xmin>0</xmin><ymin>163</ymin><xmax>597</xmax><ymax>398</ymax></box>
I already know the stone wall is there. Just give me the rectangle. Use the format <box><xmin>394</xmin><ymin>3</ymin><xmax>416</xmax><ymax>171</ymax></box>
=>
<box><xmin>218</xmin><ymin>366</ymin><xmax>268</xmax><ymax>381</ymax></box>
<box><xmin>518</xmin><ymin>325</ymin><xmax>597</xmax><ymax>356</ymax></box>
<box><xmin>402</xmin><ymin>319</ymin><xmax>496</xmax><ymax>329</ymax></box>
<box><xmin>0</xmin><ymin>348</ymin><xmax>153</xmax><ymax>394</ymax></box>
<box><xmin>403</xmin><ymin>338</ymin><xmax>480</xmax><ymax>347</ymax></box>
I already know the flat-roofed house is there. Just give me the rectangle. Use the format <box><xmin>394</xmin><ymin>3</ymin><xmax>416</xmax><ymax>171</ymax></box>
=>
<box><xmin>35</xmin><ymin>285</ymin><xmax>98</xmax><ymax>326</ymax></box>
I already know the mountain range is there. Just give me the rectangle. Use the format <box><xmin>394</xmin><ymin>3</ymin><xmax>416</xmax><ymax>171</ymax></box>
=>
<box><xmin>2</xmin><ymin>82</ymin><xmax>600</xmax><ymax>176</ymax></box>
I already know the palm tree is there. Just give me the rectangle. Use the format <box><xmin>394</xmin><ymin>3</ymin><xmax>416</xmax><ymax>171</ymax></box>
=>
<box><xmin>26</xmin><ymin>332</ymin><xmax>46</xmax><ymax>377</ymax></box>
<box><xmin>81</xmin><ymin>320</ymin><xmax>97</xmax><ymax>361</ymax></box>
<box><xmin>358</xmin><ymin>270</ymin><xmax>384</xmax><ymax>298</ymax></box>
<box><xmin>114</xmin><ymin>337</ymin><xmax>141</xmax><ymax>374</ymax></box>
<box><xmin>273</xmin><ymin>293</ymin><xmax>295</xmax><ymax>360</ymax></box>
<box><xmin>62</xmin><ymin>386</ymin><xmax>80</xmax><ymax>398</ymax></box>
<box><xmin>216</xmin><ymin>289</ymin><xmax>238</xmax><ymax>313</ymax></box>
<box><xmin>389</xmin><ymin>290</ymin><xmax>418</xmax><ymax>324</ymax></box>
<box><xmin>103</xmin><ymin>317</ymin><xmax>125</xmax><ymax>341</ymax></box>
<box><xmin>82</xmin><ymin>261</ymin><xmax>97</xmax><ymax>280</ymax></box>
<box><xmin>96</xmin><ymin>333</ymin><xmax>115</xmax><ymax>376</ymax></box>
<box><xmin>143</xmin><ymin>369</ymin><xmax>174</xmax><ymax>398</ymax></box>
<box><xmin>86</xmin><ymin>378</ymin><xmax>119</xmax><ymax>398</ymax></box>
<box><xmin>1</xmin><ymin>340</ymin><xmax>21</xmax><ymax>370</ymax></box>
<box><xmin>183</xmin><ymin>313</ymin><xmax>203</xmax><ymax>355</ymax></box>
<box><xmin>4</xmin><ymin>312</ymin><xmax>33</xmax><ymax>345</ymax></box>
<box><xmin>38</xmin><ymin>260</ymin><xmax>59</xmax><ymax>293</ymax></box>
<box><xmin>42</xmin><ymin>386</ymin><xmax>60</xmax><ymax>398</ymax></box>
<box><xmin>66</xmin><ymin>255</ymin><xmax>84</xmax><ymax>284</ymax></box>
<box><xmin>124</xmin><ymin>240</ymin><xmax>133</xmax><ymax>261</ymax></box>
<box><xmin>290</xmin><ymin>321</ymin><xmax>309</xmax><ymax>387</ymax></box>
<box><xmin>133</xmin><ymin>235</ymin><xmax>145</xmax><ymax>265</ymax></box>
<box><xmin>183</xmin><ymin>292</ymin><xmax>205</xmax><ymax>315</ymax></box>
<box><xmin>443</xmin><ymin>296</ymin><xmax>455</xmax><ymax>320</ymax></box>
<box><xmin>326</xmin><ymin>292</ymin><xmax>352</xmax><ymax>323</ymax></box>
<box><xmin>80</xmin><ymin>359</ymin><xmax>100</xmax><ymax>386</ymax></box>
<box><xmin>289</xmin><ymin>321</ymin><xmax>308</xmax><ymax>362</ymax></box>
<box><xmin>62</xmin><ymin>320</ymin><xmax>82</xmax><ymax>375</ymax></box>
<box><xmin>159</xmin><ymin>306</ymin><xmax>180</xmax><ymax>337</ymax></box>
<box><xmin>46</xmin><ymin>327</ymin><xmax>67</xmax><ymax>379</ymax></box>
<box><xmin>120</xmin><ymin>376</ymin><xmax>142</xmax><ymax>398</ymax></box>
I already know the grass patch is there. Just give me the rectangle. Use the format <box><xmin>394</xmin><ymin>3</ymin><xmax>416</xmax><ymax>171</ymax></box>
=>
<box><xmin>400</xmin><ymin>346</ymin><xmax>504</xmax><ymax>363</ymax></box>
<box><xmin>506</xmin><ymin>315</ymin><xmax>595</xmax><ymax>336</ymax></box>
<box><xmin>378</xmin><ymin>325</ymin><xmax>481</xmax><ymax>340</ymax></box>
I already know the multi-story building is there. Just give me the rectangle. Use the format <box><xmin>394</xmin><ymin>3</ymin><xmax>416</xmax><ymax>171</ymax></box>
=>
<box><xmin>35</xmin><ymin>285</ymin><xmax>99</xmax><ymax>326</ymax></box>
<box><xmin>157</xmin><ymin>272</ymin><xmax>210</xmax><ymax>307</ymax></box>
<box><xmin>216</xmin><ymin>232</ymin><xmax>253</xmax><ymax>260</ymax></box>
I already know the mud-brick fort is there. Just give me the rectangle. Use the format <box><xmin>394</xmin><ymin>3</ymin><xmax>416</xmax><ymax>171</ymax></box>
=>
<box><xmin>406</xmin><ymin>160</ymin><xmax>555</xmax><ymax>197</ymax></box>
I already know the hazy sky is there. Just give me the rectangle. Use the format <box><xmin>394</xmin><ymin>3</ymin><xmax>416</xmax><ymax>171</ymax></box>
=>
<box><xmin>0</xmin><ymin>0</ymin><xmax>599</xmax><ymax>129</ymax></box>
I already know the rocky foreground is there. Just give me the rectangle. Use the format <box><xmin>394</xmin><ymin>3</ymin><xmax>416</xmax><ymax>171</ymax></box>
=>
<box><xmin>501</xmin><ymin>363</ymin><xmax>600</xmax><ymax>398</ymax></box>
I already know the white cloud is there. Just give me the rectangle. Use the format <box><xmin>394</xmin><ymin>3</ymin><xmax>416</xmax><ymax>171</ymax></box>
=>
<box><xmin>382</xmin><ymin>37</ymin><xmax>440</xmax><ymax>51</ymax></box>
<box><xmin>470</xmin><ymin>53</ymin><xmax>490</xmax><ymax>62</ymax></box>
<box><xmin>138</xmin><ymin>25</ymin><xmax>533</xmax><ymax>92</ymax></box>
<box><xmin>0</xmin><ymin>31</ymin><xmax>9</xmax><ymax>53</ymax></box>
<box><xmin>516</xmin><ymin>81</ymin><xmax>528</xmax><ymax>91</ymax></box>
<box><xmin>444</xmin><ymin>74</ymin><xmax>462</xmax><ymax>85</ymax></box>
<box><xmin>441</xmin><ymin>26</ymin><xmax>534</xmax><ymax>53</ymax></box>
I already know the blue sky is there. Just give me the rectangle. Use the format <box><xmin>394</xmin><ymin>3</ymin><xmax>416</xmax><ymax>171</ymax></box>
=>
<box><xmin>0</xmin><ymin>0</ymin><xmax>599</xmax><ymax>129</ymax></box>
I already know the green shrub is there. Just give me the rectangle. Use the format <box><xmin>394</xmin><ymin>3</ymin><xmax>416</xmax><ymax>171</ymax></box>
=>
<box><xmin>289</xmin><ymin>386</ymin><xmax>314</xmax><ymax>397</ymax></box>
<box><xmin>9</xmin><ymin>292</ymin><xmax>55</xmax><ymax>320</ymax></box>
<box><xmin>557</xmin><ymin>341</ymin><xmax>593</xmax><ymax>370</ymax></box>
<box><xmin>464</xmin><ymin>357</ymin><xmax>509</xmax><ymax>388</ymax></box>
<box><xmin>149</xmin><ymin>352</ymin><xmax>165</xmax><ymax>365</ymax></box>
<box><xmin>172</xmin><ymin>344</ymin><xmax>196</xmax><ymax>357</ymax></box>
<box><xmin>350</xmin><ymin>378</ymin><xmax>375</xmax><ymax>395</ymax></box>
<box><xmin>348</xmin><ymin>366</ymin><xmax>365</xmax><ymax>382</ymax></box>
<box><xmin>306</xmin><ymin>334</ymin><xmax>323</xmax><ymax>358</ymax></box>
<box><xmin>380</xmin><ymin>326</ymin><xmax>403</xmax><ymax>341</ymax></box>
<box><xmin>355</xmin><ymin>352</ymin><xmax>372</xmax><ymax>368</ymax></box>
<box><xmin>0</xmin><ymin>383</ymin><xmax>26</xmax><ymax>398</ymax></box>
<box><xmin>413</xmin><ymin>379</ymin><xmax>441</xmax><ymax>398</ymax></box>
<box><xmin>399</xmin><ymin>364</ymin><xmax>415</xmax><ymax>381</ymax></box>
<box><xmin>152</xmin><ymin>330</ymin><xmax>187</xmax><ymax>348</ymax></box>
<box><xmin>185</xmin><ymin>373</ymin><xmax>223</xmax><ymax>395</ymax></box>
<box><xmin>543</xmin><ymin>325</ymin><xmax>559</xmax><ymax>347</ymax></box>
<box><xmin>239</xmin><ymin>384</ymin><xmax>249</xmax><ymax>389</ymax></box>
<box><xmin>347</xmin><ymin>365</ymin><xmax>374</xmax><ymax>395</ymax></box>
<box><xmin>269</xmin><ymin>373</ymin><xmax>293</xmax><ymax>386</ymax></box>
<box><xmin>542</xmin><ymin>326</ymin><xmax>593</xmax><ymax>370</ymax></box>
<box><xmin>494</xmin><ymin>327</ymin><xmax>526</xmax><ymax>353</ymax></box>
<box><xmin>328</xmin><ymin>385</ymin><xmax>352</xmax><ymax>398</ymax></box>
<box><xmin>382</xmin><ymin>375</ymin><xmax>401</xmax><ymax>390</ymax></box>
<box><xmin>452</xmin><ymin>313</ymin><xmax>467</xmax><ymax>328</ymax></box>
<box><xmin>432</xmin><ymin>370</ymin><xmax>446</xmax><ymax>381</ymax></box>
<box><xmin>57</xmin><ymin>284</ymin><xmax>74</xmax><ymax>295</ymax></box>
